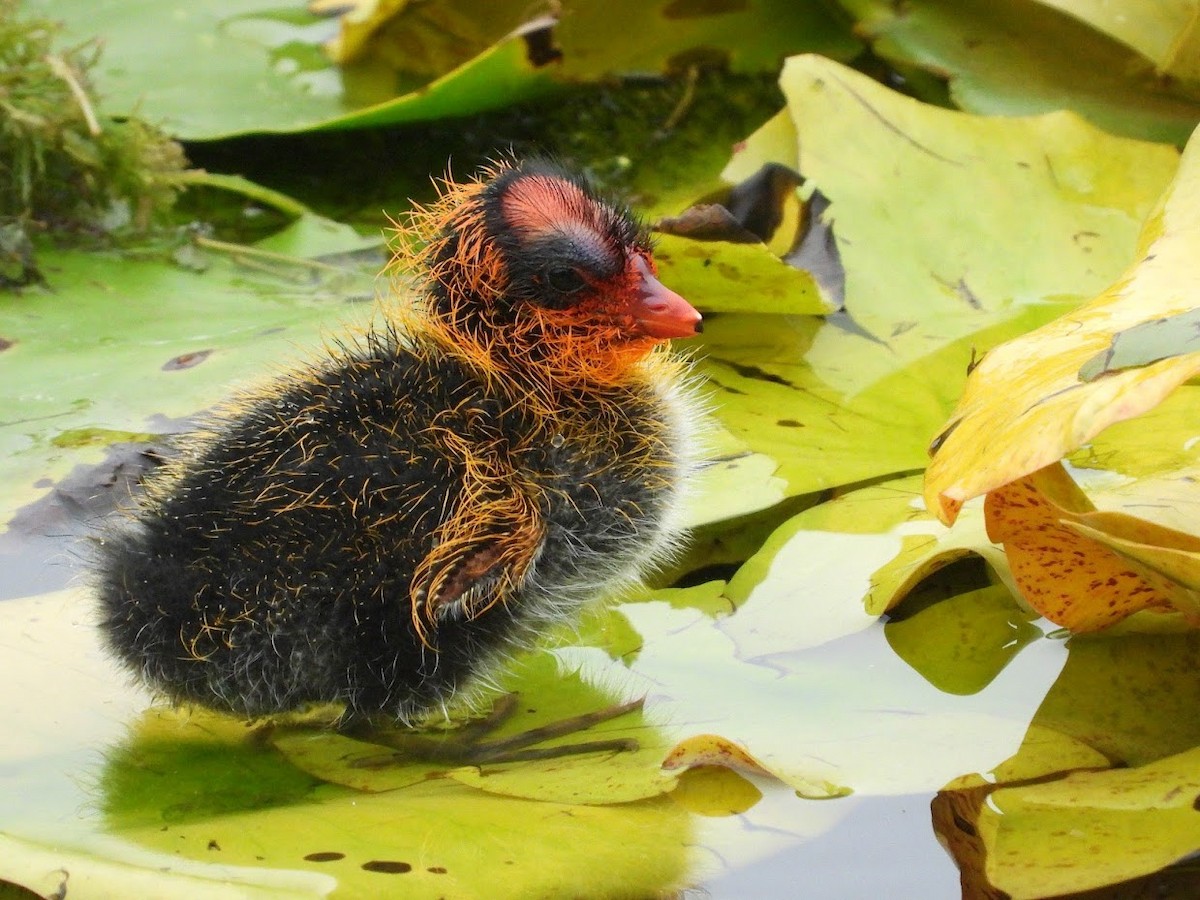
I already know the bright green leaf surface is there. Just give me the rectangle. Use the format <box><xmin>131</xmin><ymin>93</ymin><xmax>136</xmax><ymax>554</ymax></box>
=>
<box><xmin>0</xmin><ymin>222</ymin><xmax>382</xmax><ymax>531</ymax></box>
<box><xmin>836</xmin><ymin>0</ymin><xmax>1200</xmax><ymax>145</ymax></box>
<box><xmin>725</xmin><ymin>55</ymin><xmax>1180</xmax><ymax>356</ymax></box>
<box><xmin>31</xmin><ymin>0</ymin><xmax>857</xmax><ymax>140</ymax></box>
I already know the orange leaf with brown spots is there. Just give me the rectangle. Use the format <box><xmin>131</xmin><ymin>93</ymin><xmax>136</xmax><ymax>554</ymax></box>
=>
<box><xmin>984</xmin><ymin>463</ymin><xmax>1200</xmax><ymax>632</ymax></box>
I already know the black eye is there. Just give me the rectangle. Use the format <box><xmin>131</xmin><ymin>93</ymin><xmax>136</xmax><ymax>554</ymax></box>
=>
<box><xmin>544</xmin><ymin>265</ymin><xmax>586</xmax><ymax>295</ymax></box>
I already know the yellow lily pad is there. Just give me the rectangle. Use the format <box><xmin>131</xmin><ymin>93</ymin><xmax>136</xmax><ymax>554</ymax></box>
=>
<box><xmin>652</xmin><ymin>233</ymin><xmax>831</xmax><ymax>316</ymax></box>
<box><xmin>1037</xmin><ymin>0</ymin><xmax>1200</xmax><ymax>75</ymax></box>
<box><xmin>925</xmin><ymin>120</ymin><xmax>1200</xmax><ymax>525</ymax></box>
<box><xmin>982</xmin><ymin>746</ymin><xmax>1200</xmax><ymax>898</ymax></box>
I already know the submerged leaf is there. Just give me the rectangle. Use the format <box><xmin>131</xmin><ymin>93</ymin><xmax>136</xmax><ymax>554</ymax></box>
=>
<box><xmin>885</xmin><ymin>585</ymin><xmax>1042</xmax><ymax>696</ymax></box>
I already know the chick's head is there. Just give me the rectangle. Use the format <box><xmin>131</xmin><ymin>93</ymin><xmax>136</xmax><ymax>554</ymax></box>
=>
<box><xmin>397</xmin><ymin>159</ymin><xmax>701</xmax><ymax>385</ymax></box>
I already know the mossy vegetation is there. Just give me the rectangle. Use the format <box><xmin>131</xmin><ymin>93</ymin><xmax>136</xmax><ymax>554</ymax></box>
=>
<box><xmin>0</xmin><ymin>0</ymin><xmax>188</xmax><ymax>282</ymax></box>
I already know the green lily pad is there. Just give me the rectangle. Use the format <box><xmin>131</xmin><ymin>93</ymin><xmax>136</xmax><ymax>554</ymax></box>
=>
<box><xmin>836</xmin><ymin>0</ymin><xmax>1200</xmax><ymax>145</ymax></box>
<box><xmin>653</xmin><ymin>234</ymin><xmax>831</xmax><ymax>316</ymax></box>
<box><xmin>0</xmin><ymin>217</ymin><xmax>383</xmax><ymax>530</ymax></box>
<box><xmin>270</xmin><ymin>653</ymin><xmax>677</xmax><ymax>805</ymax></box>
<box><xmin>724</xmin><ymin>54</ymin><xmax>1180</xmax><ymax>353</ymax></box>
<box><xmin>885</xmin><ymin>585</ymin><xmax>1043</xmax><ymax>696</ymax></box>
<box><xmin>32</xmin><ymin>0</ymin><xmax>858</xmax><ymax>140</ymax></box>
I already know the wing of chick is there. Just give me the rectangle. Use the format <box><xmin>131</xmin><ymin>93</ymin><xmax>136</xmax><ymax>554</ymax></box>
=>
<box><xmin>97</xmin><ymin>326</ymin><xmax>546</xmax><ymax>722</ymax></box>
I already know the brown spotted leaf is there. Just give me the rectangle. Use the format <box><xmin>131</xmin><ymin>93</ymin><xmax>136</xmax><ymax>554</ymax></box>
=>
<box><xmin>984</xmin><ymin>463</ymin><xmax>1200</xmax><ymax>632</ymax></box>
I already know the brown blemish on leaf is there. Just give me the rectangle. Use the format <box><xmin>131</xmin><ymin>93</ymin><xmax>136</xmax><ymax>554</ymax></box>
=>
<box><xmin>362</xmin><ymin>860</ymin><xmax>413</xmax><ymax>874</ymax></box>
<box><xmin>162</xmin><ymin>349</ymin><xmax>212</xmax><ymax>371</ymax></box>
<box><xmin>304</xmin><ymin>851</ymin><xmax>345</xmax><ymax>862</ymax></box>
<box><xmin>514</xmin><ymin>15</ymin><xmax>562</xmax><ymax>68</ymax></box>
<box><xmin>0</xmin><ymin>337</ymin><xmax>13</xmax><ymax>351</ymax></box>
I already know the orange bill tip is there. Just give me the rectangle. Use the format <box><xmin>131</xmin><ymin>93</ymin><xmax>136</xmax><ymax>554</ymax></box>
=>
<box><xmin>631</xmin><ymin>256</ymin><xmax>702</xmax><ymax>339</ymax></box>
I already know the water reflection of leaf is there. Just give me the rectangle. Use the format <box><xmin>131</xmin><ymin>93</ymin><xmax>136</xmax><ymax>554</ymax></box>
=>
<box><xmin>935</xmin><ymin>631</ymin><xmax>1200</xmax><ymax>895</ymax></box>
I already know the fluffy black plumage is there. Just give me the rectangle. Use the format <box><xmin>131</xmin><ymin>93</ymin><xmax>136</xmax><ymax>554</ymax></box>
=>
<box><xmin>95</xmin><ymin>160</ymin><xmax>702</xmax><ymax>723</ymax></box>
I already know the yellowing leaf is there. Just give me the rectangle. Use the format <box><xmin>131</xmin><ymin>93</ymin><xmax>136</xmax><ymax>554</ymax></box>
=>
<box><xmin>925</xmin><ymin>121</ymin><xmax>1200</xmax><ymax>525</ymax></box>
<box><xmin>724</xmin><ymin>55</ymin><xmax>1176</xmax><ymax>367</ymax></box>
<box><xmin>1037</xmin><ymin>0</ymin><xmax>1200</xmax><ymax>74</ymax></box>
<box><xmin>1064</xmin><ymin>513</ymin><xmax>1200</xmax><ymax>591</ymax></box>
<box><xmin>982</xmin><ymin>746</ymin><xmax>1200</xmax><ymax>898</ymax></box>
<box><xmin>661</xmin><ymin>733</ymin><xmax>774</xmax><ymax>779</ymax></box>
<box><xmin>652</xmin><ymin>233</ymin><xmax>831</xmax><ymax>316</ymax></box>
<box><xmin>662</xmin><ymin>733</ymin><xmax>853</xmax><ymax>799</ymax></box>
<box><xmin>984</xmin><ymin>464</ymin><xmax>1200</xmax><ymax>631</ymax></box>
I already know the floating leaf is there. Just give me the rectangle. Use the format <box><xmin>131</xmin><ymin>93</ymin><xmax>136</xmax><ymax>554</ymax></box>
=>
<box><xmin>652</xmin><ymin>233</ymin><xmax>831</xmax><ymax>316</ymax></box>
<box><xmin>695</xmin><ymin>302</ymin><xmax>1076</xmax><ymax>503</ymax></box>
<box><xmin>565</xmin><ymin>581</ymin><xmax>1067</xmax><ymax>798</ymax></box>
<box><xmin>925</xmin><ymin>121</ymin><xmax>1200</xmax><ymax>525</ymax></box>
<box><xmin>662</xmin><ymin>733</ymin><xmax>853</xmax><ymax>800</ymax></box>
<box><xmin>33</xmin><ymin>0</ymin><xmax>859</xmax><ymax>140</ymax></box>
<box><xmin>105</xmin><ymin>777</ymin><xmax>692</xmax><ymax>899</ymax></box>
<box><xmin>721</xmin><ymin>472</ymin><xmax>1015</xmax><ymax>627</ymax></box>
<box><xmin>724</xmin><ymin>54</ymin><xmax>1179</xmax><ymax>358</ymax></box>
<box><xmin>1037</xmin><ymin>0</ymin><xmax>1200</xmax><ymax>75</ymax></box>
<box><xmin>0</xmin><ymin>219</ymin><xmax>382</xmax><ymax>535</ymax></box>
<box><xmin>935</xmin><ymin>628</ymin><xmax>1200</xmax><ymax>896</ymax></box>
<box><xmin>985</xmin><ymin>463</ymin><xmax>1200</xmax><ymax>632</ymax></box>
<box><xmin>837</xmin><ymin>0</ymin><xmax>1200</xmax><ymax>144</ymax></box>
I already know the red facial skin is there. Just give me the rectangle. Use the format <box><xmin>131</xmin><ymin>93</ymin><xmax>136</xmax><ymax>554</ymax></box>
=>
<box><xmin>394</xmin><ymin>163</ymin><xmax>701</xmax><ymax>391</ymax></box>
